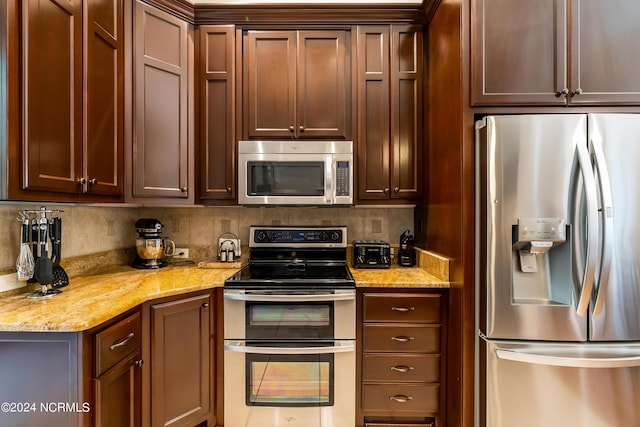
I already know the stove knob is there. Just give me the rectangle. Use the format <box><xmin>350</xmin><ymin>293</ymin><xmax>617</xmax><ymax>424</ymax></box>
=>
<box><xmin>320</xmin><ymin>232</ymin><xmax>328</xmax><ymax>241</ymax></box>
<box><xmin>255</xmin><ymin>231</ymin><xmax>268</xmax><ymax>242</ymax></box>
<box><xmin>331</xmin><ymin>231</ymin><xmax>340</xmax><ymax>241</ymax></box>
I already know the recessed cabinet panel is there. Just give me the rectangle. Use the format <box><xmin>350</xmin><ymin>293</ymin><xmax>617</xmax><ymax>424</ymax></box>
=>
<box><xmin>132</xmin><ymin>1</ymin><xmax>190</xmax><ymax>200</ymax></box>
<box><xmin>23</xmin><ymin>0</ymin><xmax>83</xmax><ymax>193</ymax></box>
<box><xmin>199</xmin><ymin>25</ymin><xmax>235</xmax><ymax>201</ymax></box>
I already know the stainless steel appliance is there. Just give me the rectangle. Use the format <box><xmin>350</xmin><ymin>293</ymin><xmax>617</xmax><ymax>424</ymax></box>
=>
<box><xmin>352</xmin><ymin>240</ymin><xmax>391</xmax><ymax>268</ymax></box>
<box><xmin>131</xmin><ymin>218</ymin><xmax>176</xmax><ymax>269</ymax></box>
<box><xmin>237</xmin><ymin>140</ymin><xmax>353</xmax><ymax>205</ymax></box>
<box><xmin>476</xmin><ymin>114</ymin><xmax>640</xmax><ymax>427</ymax></box>
<box><xmin>224</xmin><ymin>225</ymin><xmax>356</xmax><ymax>427</ymax></box>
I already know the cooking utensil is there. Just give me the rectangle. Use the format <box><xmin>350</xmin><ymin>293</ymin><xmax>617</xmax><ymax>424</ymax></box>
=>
<box><xmin>50</xmin><ymin>217</ymin><xmax>69</xmax><ymax>288</ymax></box>
<box><xmin>16</xmin><ymin>218</ymin><xmax>35</xmax><ymax>281</ymax></box>
<box><xmin>33</xmin><ymin>218</ymin><xmax>52</xmax><ymax>286</ymax></box>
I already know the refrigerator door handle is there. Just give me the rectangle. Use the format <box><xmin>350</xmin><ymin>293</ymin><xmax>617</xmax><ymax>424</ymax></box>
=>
<box><xmin>496</xmin><ymin>349</ymin><xmax>640</xmax><ymax>369</ymax></box>
<box><xmin>575</xmin><ymin>142</ymin><xmax>599</xmax><ymax>316</ymax></box>
<box><xmin>589</xmin><ymin>136</ymin><xmax>614</xmax><ymax>316</ymax></box>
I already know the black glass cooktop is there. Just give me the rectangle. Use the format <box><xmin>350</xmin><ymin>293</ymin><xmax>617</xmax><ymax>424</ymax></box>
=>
<box><xmin>224</xmin><ymin>262</ymin><xmax>355</xmax><ymax>288</ymax></box>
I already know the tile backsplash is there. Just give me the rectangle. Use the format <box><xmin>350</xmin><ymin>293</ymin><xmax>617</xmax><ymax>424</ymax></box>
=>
<box><xmin>0</xmin><ymin>203</ymin><xmax>414</xmax><ymax>271</ymax></box>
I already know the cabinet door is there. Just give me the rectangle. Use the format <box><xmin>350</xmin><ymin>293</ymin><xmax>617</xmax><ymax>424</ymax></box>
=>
<box><xmin>199</xmin><ymin>25</ymin><xmax>235</xmax><ymax>201</ymax></box>
<box><xmin>297</xmin><ymin>30</ymin><xmax>349</xmax><ymax>139</ymax></box>
<box><xmin>95</xmin><ymin>350</ymin><xmax>142</xmax><ymax>427</ymax></box>
<box><xmin>357</xmin><ymin>26</ymin><xmax>391</xmax><ymax>200</ymax></box>
<box><xmin>390</xmin><ymin>25</ymin><xmax>422</xmax><ymax>200</ymax></box>
<box><xmin>132</xmin><ymin>0</ymin><xmax>191</xmax><ymax>201</ymax></box>
<box><xmin>22</xmin><ymin>0</ymin><xmax>83</xmax><ymax>193</ymax></box>
<box><xmin>569</xmin><ymin>0</ymin><xmax>640</xmax><ymax>105</ymax></box>
<box><xmin>470</xmin><ymin>0</ymin><xmax>568</xmax><ymax>105</ymax></box>
<box><xmin>85</xmin><ymin>0</ymin><xmax>123</xmax><ymax>196</ymax></box>
<box><xmin>245</xmin><ymin>30</ymin><xmax>297</xmax><ymax>138</ymax></box>
<box><xmin>150</xmin><ymin>293</ymin><xmax>212</xmax><ymax>427</ymax></box>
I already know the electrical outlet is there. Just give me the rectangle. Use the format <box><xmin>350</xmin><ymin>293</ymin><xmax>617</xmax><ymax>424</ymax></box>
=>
<box><xmin>0</xmin><ymin>273</ymin><xmax>28</xmax><ymax>293</ymax></box>
<box><xmin>174</xmin><ymin>248</ymin><xmax>189</xmax><ymax>259</ymax></box>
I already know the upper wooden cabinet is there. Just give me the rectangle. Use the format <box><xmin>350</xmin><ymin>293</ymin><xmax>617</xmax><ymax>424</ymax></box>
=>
<box><xmin>198</xmin><ymin>25</ymin><xmax>236</xmax><ymax>203</ymax></box>
<box><xmin>15</xmin><ymin>0</ymin><xmax>123</xmax><ymax>200</ymax></box>
<box><xmin>471</xmin><ymin>0</ymin><xmax>640</xmax><ymax>106</ymax></box>
<box><xmin>243</xmin><ymin>30</ymin><xmax>352</xmax><ymax>139</ymax></box>
<box><xmin>356</xmin><ymin>25</ymin><xmax>423</xmax><ymax>203</ymax></box>
<box><xmin>128</xmin><ymin>0</ymin><xmax>194</xmax><ymax>204</ymax></box>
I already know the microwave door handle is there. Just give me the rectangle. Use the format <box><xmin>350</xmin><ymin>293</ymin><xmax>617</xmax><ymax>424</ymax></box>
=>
<box><xmin>589</xmin><ymin>136</ymin><xmax>613</xmax><ymax>316</ymax></box>
<box><xmin>224</xmin><ymin>340</ymin><xmax>355</xmax><ymax>354</ymax></box>
<box><xmin>224</xmin><ymin>292</ymin><xmax>356</xmax><ymax>302</ymax></box>
<box><xmin>575</xmin><ymin>142</ymin><xmax>598</xmax><ymax>317</ymax></box>
<box><xmin>326</xmin><ymin>155</ymin><xmax>333</xmax><ymax>204</ymax></box>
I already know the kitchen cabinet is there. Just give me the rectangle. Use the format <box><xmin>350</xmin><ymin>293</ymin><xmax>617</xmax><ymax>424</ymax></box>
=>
<box><xmin>471</xmin><ymin>0</ymin><xmax>640</xmax><ymax>106</ymax></box>
<box><xmin>128</xmin><ymin>0</ymin><xmax>194</xmax><ymax>204</ymax></box>
<box><xmin>198</xmin><ymin>25</ymin><xmax>236</xmax><ymax>203</ymax></box>
<box><xmin>14</xmin><ymin>0</ymin><xmax>123</xmax><ymax>200</ymax></box>
<box><xmin>147</xmin><ymin>291</ymin><xmax>214</xmax><ymax>427</ymax></box>
<box><xmin>243</xmin><ymin>29</ymin><xmax>352</xmax><ymax>139</ymax></box>
<box><xmin>356</xmin><ymin>25</ymin><xmax>423</xmax><ymax>203</ymax></box>
<box><xmin>359</xmin><ymin>291</ymin><xmax>444</xmax><ymax>427</ymax></box>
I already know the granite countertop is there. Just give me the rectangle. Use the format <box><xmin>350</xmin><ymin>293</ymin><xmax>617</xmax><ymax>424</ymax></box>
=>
<box><xmin>0</xmin><ymin>249</ymin><xmax>450</xmax><ymax>333</ymax></box>
<box><xmin>0</xmin><ymin>266</ymin><xmax>236</xmax><ymax>333</ymax></box>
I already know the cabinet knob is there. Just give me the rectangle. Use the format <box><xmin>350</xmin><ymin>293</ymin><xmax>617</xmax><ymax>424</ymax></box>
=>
<box><xmin>88</xmin><ymin>178</ymin><xmax>98</xmax><ymax>185</ymax></box>
<box><xmin>289</xmin><ymin>125</ymin><xmax>295</xmax><ymax>132</ymax></box>
<box><xmin>383</xmin><ymin>188</ymin><xmax>390</xmax><ymax>194</ymax></box>
<box><xmin>299</xmin><ymin>125</ymin><xmax>305</xmax><ymax>132</ymax></box>
<box><xmin>393</xmin><ymin>187</ymin><xmax>400</xmax><ymax>193</ymax></box>
<box><xmin>202</xmin><ymin>303</ymin><xmax>209</xmax><ymax>309</ymax></box>
<box><xmin>226</xmin><ymin>187</ymin><xmax>232</xmax><ymax>193</ymax></box>
<box><xmin>77</xmin><ymin>177</ymin><xmax>87</xmax><ymax>184</ymax></box>
<box><xmin>559</xmin><ymin>88</ymin><xmax>569</xmax><ymax>97</ymax></box>
<box><xmin>573</xmin><ymin>88</ymin><xmax>583</xmax><ymax>96</ymax></box>
<box><xmin>134</xmin><ymin>359</ymin><xmax>144</xmax><ymax>368</ymax></box>
<box><xmin>180</xmin><ymin>186</ymin><xmax>188</xmax><ymax>193</ymax></box>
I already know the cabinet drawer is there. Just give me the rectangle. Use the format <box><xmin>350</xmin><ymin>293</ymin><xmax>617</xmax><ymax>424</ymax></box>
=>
<box><xmin>363</xmin><ymin>293</ymin><xmax>441</xmax><ymax>323</ymax></box>
<box><xmin>363</xmin><ymin>354</ymin><xmax>440</xmax><ymax>383</ymax></box>
<box><xmin>95</xmin><ymin>311</ymin><xmax>141</xmax><ymax>376</ymax></box>
<box><xmin>363</xmin><ymin>324</ymin><xmax>440</xmax><ymax>353</ymax></box>
<box><xmin>362</xmin><ymin>383</ymin><xmax>439</xmax><ymax>414</ymax></box>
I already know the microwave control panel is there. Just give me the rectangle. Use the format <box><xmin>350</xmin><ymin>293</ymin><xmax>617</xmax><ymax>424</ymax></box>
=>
<box><xmin>336</xmin><ymin>161</ymin><xmax>350</xmax><ymax>196</ymax></box>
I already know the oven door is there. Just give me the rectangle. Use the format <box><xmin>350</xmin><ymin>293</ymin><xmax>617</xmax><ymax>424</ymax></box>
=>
<box><xmin>224</xmin><ymin>340</ymin><xmax>355</xmax><ymax>427</ymax></box>
<box><xmin>224</xmin><ymin>289</ymin><xmax>356</xmax><ymax>341</ymax></box>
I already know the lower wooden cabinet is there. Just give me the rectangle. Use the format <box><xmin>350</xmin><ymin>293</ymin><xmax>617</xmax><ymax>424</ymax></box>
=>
<box><xmin>359</xmin><ymin>290</ymin><xmax>445</xmax><ymax>427</ymax></box>
<box><xmin>147</xmin><ymin>291</ymin><xmax>214</xmax><ymax>427</ymax></box>
<box><xmin>93</xmin><ymin>311</ymin><xmax>143</xmax><ymax>427</ymax></box>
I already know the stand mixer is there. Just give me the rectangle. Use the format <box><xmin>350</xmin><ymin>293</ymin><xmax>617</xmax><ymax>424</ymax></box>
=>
<box><xmin>131</xmin><ymin>218</ymin><xmax>175</xmax><ymax>269</ymax></box>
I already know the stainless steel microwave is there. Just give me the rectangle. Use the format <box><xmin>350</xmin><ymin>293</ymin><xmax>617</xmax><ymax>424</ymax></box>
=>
<box><xmin>237</xmin><ymin>140</ymin><xmax>353</xmax><ymax>205</ymax></box>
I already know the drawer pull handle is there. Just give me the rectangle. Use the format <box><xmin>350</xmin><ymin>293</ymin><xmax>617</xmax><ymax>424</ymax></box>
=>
<box><xmin>389</xmin><ymin>394</ymin><xmax>413</xmax><ymax>403</ymax></box>
<box><xmin>391</xmin><ymin>306</ymin><xmax>415</xmax><ymax>312</ymax></box>
<box><xmin>391</xmin><ymin>335</ymin><xmax>415</xmax><ymax>342</ymax></box>
<box><xmin>110</xmin><ymin>332</ymin><xmax>134</xmax><ymax>351</ymax></box>
<box><xmin>390</xmin><ymin>365</ymin><xmax>415</xmax><ymax>373</ymax></box>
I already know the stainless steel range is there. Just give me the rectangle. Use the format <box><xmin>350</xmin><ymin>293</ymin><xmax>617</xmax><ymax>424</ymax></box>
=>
<box><xmin>223</xmin><ymin>225</ymin><xmax>356</xmax><ymax>427</ymax></box>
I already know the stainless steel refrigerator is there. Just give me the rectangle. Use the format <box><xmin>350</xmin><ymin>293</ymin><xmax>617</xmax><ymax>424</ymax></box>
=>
<box><xmin>475</xmin><ymin>114</ymin><xmax>640</xmax><ymax>427</ymax></box>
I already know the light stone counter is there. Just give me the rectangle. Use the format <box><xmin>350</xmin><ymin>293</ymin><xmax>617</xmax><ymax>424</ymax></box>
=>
<box><xmin>0</xmin><ymin>248</ymin><xmax>449</xmax><ymax>332</ymax></box>
<box><xmin>0</xmin><ymin>266</ymin><xmax>235</xmax><ymax>332</ymax></box>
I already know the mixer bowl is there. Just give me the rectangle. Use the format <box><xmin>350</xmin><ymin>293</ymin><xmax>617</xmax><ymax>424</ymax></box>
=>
<box><xmin>136</xmin><ymin>238</ymin><xmax>165</xmax><ymax>260</ymax></box>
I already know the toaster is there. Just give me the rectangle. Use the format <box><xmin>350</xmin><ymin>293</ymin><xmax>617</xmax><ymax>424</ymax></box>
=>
<box><xmin>352</xmin><ymin>240</ymin><xmax>391</xmax><ymax>268</ymax></box>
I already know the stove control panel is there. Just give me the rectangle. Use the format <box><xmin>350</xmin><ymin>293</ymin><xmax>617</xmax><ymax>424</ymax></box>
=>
<box><xmin>250</xmin><ymin>226</ymin><xmax>347</xmax><ymax>248</ymax></box>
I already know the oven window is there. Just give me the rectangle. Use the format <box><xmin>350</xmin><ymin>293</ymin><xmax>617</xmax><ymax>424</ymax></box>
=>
<box><xmin>246</xmin><ymin>352</ymin><xmax>334</xmax><ymax>407</ymax></box>
<box><xmin>246</xmin><ymin>302</ymin><xmax>334</xmax><ymax>340</ymax></box>
<box><xmin>247</xmin><ymin>161</ymin><xmax>324</xmax><ymax>196</ymax></box>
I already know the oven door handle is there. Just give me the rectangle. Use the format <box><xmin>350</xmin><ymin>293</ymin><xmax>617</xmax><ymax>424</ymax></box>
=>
<box><xmin>223</xmin><ymin>292</ymin><xmax>355</xmax><ymax>302</ymax></box>
<box><xmin>224</xmin><ymin>340</ymin><xmax>355</xmax><ymax>354</ymax></box>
